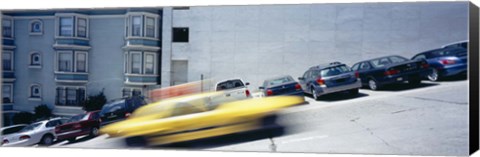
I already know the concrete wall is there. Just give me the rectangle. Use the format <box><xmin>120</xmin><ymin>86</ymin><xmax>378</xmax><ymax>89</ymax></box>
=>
<box><xmin>164</xmin><ymin>2</ymin><xmax>469</xmax><ymax>90</ymax></box>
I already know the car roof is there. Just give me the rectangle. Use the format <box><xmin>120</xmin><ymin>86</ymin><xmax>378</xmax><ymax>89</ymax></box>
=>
<box><xmin>264</xmin><ymin>75</ymin><xmax>293</xmax><ymax>82</ymax></box>
<box><xmin>356</xmin><ymin>55</ymin><xmax>406</xmax><ymax>63</ymax></box>
<box><xmin>310</xmin><ymin>62</ymin><xmax>346</xmax><ymax>70</ymax></box>
<box><xmin>441</xmin><ymin>40</ymin><xmax>468</xmax><ymax>48</ymax></box>
<box><xmin>215</xmin><ymin>78</ymin><xmax>244</xmax><ymax>84</ymax></box>
<box><xmin>1</xmin><ymin>124</ymin><xmax>28</xmax><ymax>130</ymax></box>
<box><xmin>417</xmin><ymin>47</ymin><xmax>466</xmax><ymax>56</ymax></box>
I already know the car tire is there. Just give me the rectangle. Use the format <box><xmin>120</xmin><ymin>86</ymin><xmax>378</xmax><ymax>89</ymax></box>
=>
<box><xmin>40</xmin><ymin>134</ymin><xmax>54</xmax><ymax>146</ymax></box>
<box><xmin>311</xmin><ymin>88</ymin><xmax>319</xmax><ymax>100</ymax></box>
<box><xmin>428</xmin><ymin>69</ymin><xmax>439</xmax><ymax>81</ymax></box>
<box><xmin>89</xmin><ymin>127</ymin><xmax>100</xmax><ymax>137</ymax></box>
<box><xmin>349</xmin><ymin>88</ymin><xmax>359</xmax><ymax>95</ymax></box>
<box><xmin>368</xmin><ymin>79</ymin><xmax>379</xmax><ymax>91</ymax></box>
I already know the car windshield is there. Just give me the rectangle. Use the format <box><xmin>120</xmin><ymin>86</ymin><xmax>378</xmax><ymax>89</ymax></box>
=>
<box><xmin>216</xmin><ymin>80</ymin><xmax>245</xmax><ymax>91</ymax></box>
<box><xmin>370</xmin><ymin>56</ymin><xmax>408</xmax><ymax>68</ymax></box>
<box><xmin>320</xmin><ymin>65</ymin><xmax>350</xmax><ymax>77</ymax></box>
<box><xmin>67</xmin><ymin>114</ymin><xmax>88</xmax><ymax>123</ymax></box>
<box><xmin>100</xmin><ymin>101</ymin><xmax>126</xmax><ymax>115</ymax></box>
<box><xmin>266</xmin><ymin>76</ymin><xmax>294</xmax><ymax>87</ymax></box>
<box><xmin>19</xmin><ymin>122</ymin><xmax>42</xmax><ymax>132</ymax></box>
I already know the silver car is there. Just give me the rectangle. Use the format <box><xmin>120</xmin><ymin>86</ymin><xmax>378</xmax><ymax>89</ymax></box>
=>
<box><xmin>1</xmin><ymin>124</ymin><xmax>28</xmax><ymax>145</ymax></box>
<box><xmin>2</xmin><ymin>118</ymin><xmax>68</xmax><ymax>146</ymax></box>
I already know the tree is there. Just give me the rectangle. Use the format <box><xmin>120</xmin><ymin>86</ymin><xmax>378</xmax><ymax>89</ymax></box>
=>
<box><xmin>34</xmin><ymin>104</ymin><xmax>52</xmax><ymax>120</ymax></box>
<box><xmin>84</xmin><ymin>90</ymin><xmax>107</xmax><ymax>112</ymax></box>
<box><xmin>12</xmin><ymin>112</ymin><xmax>34</xmax><ymax>125</ymax></box>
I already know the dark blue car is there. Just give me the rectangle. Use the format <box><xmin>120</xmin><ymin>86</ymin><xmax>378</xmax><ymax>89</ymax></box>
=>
<box><xmin>411</xmin><ymin>47</ymin><xmax>467</xmax><ymax>81</ymax></box>
<box><xmin>259</xmin><ymin>75</ymin><xmax>304</xmax><ymax>97</ymax></box>
<box><xmin>351</xmin><ymin>55</ymin><xmax>431</xmax><ymax>90</ymax></box>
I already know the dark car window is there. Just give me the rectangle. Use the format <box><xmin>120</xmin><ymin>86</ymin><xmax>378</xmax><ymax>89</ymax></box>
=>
<box><xmin>100</xmin><ymin>101</ymin><xmax>126</xmax><ymax>115</ymax></box>
<box><xmin>20</xmin><ymin>123</ymin><xmax>42</xmax><ymax>132</ymax></box>
<box><xmin>2</xmin><ymin>126</ymin><xmax>26</xmax><ymax>135</ymax></box>
<box><xmin>67</xmin><ymin>114</ymin><xmax>88</xmax><ymax>123</ymax></box>
<box><xmin>266</xmin><ymin>76</ymin><xmax>294</xmax><ymax>87</ymax></box>
<box><xmin>430</xmin><ymin>49</ymin><xmax>467</xmax><ymax>57</ymax></box>
<box><xmin>351</xmin><ymin>63</ymin><xmax>360</xmax><ymax>71</ymax></box>
<box><xmin>216</xmin><ymin>80</ymin><xmax>245</xmax><ymax>91</ymax></box>
<box><xmin>90</xmin><ymin>112</ymin><xmax>100</xmax><ymax>120</ymax></box>
<box><xmin>371</xmin><ymin>56</ymin><xmax>407</xmax><ymax>68</ymax></box>
<box><xmin>320</xmin><ymin>65</ymin><xmax>350</xmax><ymax>77</ymax></box>
<box><xmin>359</xmin><ymin>62</ymin><xmax>371</xmax><ymax>70</ymax></box>
<box><xmin>46</xmin><ymin>120</ymin><xmax>63</xmax><ymax>128</ymax></box>
<box><xmin>302</xmin><ymin>71</ymin><xmax>310</xmax><ymax>79</ymax></box>
<box><xmin>412</xmin><ymin>54</ymin><xmax>427</xmax><ymax>60</ymax></box>
<box><xmin>389</xmin><ymin>56</ymin><xmax>408</xmax><ymax>63</ymax></box>
<box><xmin>310</xmin><ymin>70</ymin><xmax>320</xmax><ymax>78</ymax></box>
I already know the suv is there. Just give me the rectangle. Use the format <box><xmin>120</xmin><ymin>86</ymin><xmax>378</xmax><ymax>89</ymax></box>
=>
<box><xmin>298</xmin><ymin>62</ymin><xmax>362</xmax><ymax>100</ymax></box>
<box><xmin>214</xmin><ymin>78</ymin><xmax>251</xmax><ymax>100</ymax></box>
<box><xmin>99</xmin><ymin>96</ymin><xmax>148</xmax><ymax>126</ymax></box>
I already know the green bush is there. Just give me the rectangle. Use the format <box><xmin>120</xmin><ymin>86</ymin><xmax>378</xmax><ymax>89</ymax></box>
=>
<box><xmin>84</xmin><ymin>90</ymin><xmax>107</xmax><ymax>112</ymax></box>
<box><xmin>12</xmin><ymin>112</ymin><xmax>34</xmax><ymax>125</ymax></box>
<box><xmin>34</xmin><ymin>104</ymin><xmax>52</xmax><ymax>120</ymax></box>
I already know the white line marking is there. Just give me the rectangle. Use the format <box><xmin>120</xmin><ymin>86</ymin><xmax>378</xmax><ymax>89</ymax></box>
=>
<box><xmin>279</xmin><ymin>135</ymin><xmax>329</xmax><ymax>144</ymax></box>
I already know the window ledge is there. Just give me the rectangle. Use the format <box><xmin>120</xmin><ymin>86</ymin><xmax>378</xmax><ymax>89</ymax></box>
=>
<box><xmin>125</xmin><ymin>36</ymin><xmax>160</xmax><ymax>41</ymax></box>
<box><xmin>29</xmin><ymin>65</ymin><xmax>42</xmax><ymax>69</ymax></box>
<box><xmin>28</xmin><ymin>97</ymin><xmax>42</xmax><ymax>101</ymax></box>
<box><xmin>54</xmin><ymin>71</ymin><xmax>89</xmax><ymax>75</ymax></box>
<box><xmin>125</xmin><ymin>73</ymin><xmax>159</xmax><ymax>77</ymax></box>
<box><xmin>54</xmin><ymin>36</ymin><xmax>89</xmax><ymax>40</ymax></box>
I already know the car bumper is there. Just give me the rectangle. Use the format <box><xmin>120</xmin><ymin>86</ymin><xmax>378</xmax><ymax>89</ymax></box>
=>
<box><xmin>315</xmin><ymin>79</ymin><xmax>362</xmax><ymax>96</ymax></box>
<box><xmin>379</xmin><ymin>69</ymin><xmax>431</xmax><ymax>85</ymax></box>
<box><xmin>2</xmin><ymin>139</ymin><xmax>37</xmax><ymax>147</ymax></box>
<box><xmin>56</xmin><ymin>129</ymin><xmax>90</xmax><ymax>140</ymax></box>
<box><xmin>438</xmin><ymin>64</ymin><xmax>467</xmax><ymax>77</ymax></box>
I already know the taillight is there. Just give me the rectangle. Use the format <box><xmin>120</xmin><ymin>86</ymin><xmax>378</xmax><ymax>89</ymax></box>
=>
<box><xmin>441</xmin><ymin>59</ymin><xmax>456</xmax><ymax>65</ymax></box>
<box><xmin>421</xmin><ymin>62</ymin><xmax>429</xmax><ymax>69</ymax></box>
<box><xmin>295</xmin><ymin>84</ymin><xmax>301</xmax><ymax>90</ymax></box>
<box><xmin>266</xmin><ymin>89</ymin><xmax>273</xmax><ymax>96</ymax></box>
<box><xmin>73</xmin><ymin>124</ymin><xmax>82</xmax><ymax>129</ymax></box>
<box><xmin>125</xmin><ymin>113</ymin><xmax>131</xmax><ymax>118</ymax></box>
<box><xmin>2</xmin><ymin>139</ymin><xmax>8</xmax><ymax>145</ymax></box>
<box><xmin>355</xmin><ymin>71</ymin><xmax>359</xmax><ymax>78</ymax></box>
<box><xmin>384</xmin><ymin>69</ymin><xmax>400</xmax><ymax>76</ymax></box>
<box><xmin>245</xmin><ymin>90</ymin><xmax>251</xmax><ymax>97</ymax></box>
<box><xmin>19</xmin><ymin>135</ymin><xmax>30</xmax><ymax>140</ymax></box>
<box><xmin>316</xmin><ymin>78</ymin><xmax>325</xmax><ymax>85</ymax></box>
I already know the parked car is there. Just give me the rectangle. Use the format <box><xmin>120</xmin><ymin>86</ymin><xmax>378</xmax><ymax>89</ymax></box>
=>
<box><xmin>351</xmin><ymin>55</ymin><xmax>431</xmax><ymax>90</ymax></box>
<box><xmin>99</xmin><ymin>96</ymin><xmax>148</xmax><ymax>126</ymax></box>
<box><xmin>1</xmin><ymin>117</ymin><xmax>68</xmax><ymax>146</ymax></box>
<box><xmin>259</xmin><ymin>75</ymin><xmax>304</xmax><ymax>97</ymax></box>
<box><xmin>215</xmin><ymin>78</ymin><xmax>251</xmax><ymax>99</ymax></box>
<box><xmin>55</xmin><ymin>111</ymin><xmax>101</xmax><ymax>142</ymax></box>
<box><xmin>298</xmin><ymin>62</ymin><xmax>362</xmax><ymax>100</ymax></box>
<box><xmin>442</xmin><ymin>40</ymin><xmax>468</xmax><ymax>49</ymax></box>
<box><xmin>1</xmin><ymin>124</ymin><xmax>28</xmax><ymax>145</ymax></box>
<box><xmin>412</xmin><ymin>47</ymin><xmax>467</xmax><ymax>81</ymax></box>
<box><xmin>100</xmin><ymin>92</ymin><xmax>305</xmax><ymax>146</ymax></box>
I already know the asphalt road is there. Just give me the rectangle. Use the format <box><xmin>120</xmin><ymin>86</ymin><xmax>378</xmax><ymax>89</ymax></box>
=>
<box><xmin>51</xmin><ymin>79</ymin><xmax>469</xmax><ymax>156</ymax></box>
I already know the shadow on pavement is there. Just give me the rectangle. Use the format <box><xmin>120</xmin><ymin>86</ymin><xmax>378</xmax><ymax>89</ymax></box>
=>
<box><xmin>305</xmin><ymin>92</ymin><xmax>369</xmax><ymax>102</ymax></box>
<box><xmin>438</xmin><ymin>74</ymin><xmax>468</xmax><ymax>82</ymax></box>
<box><xmin>375</xmin><ymin>82</ymin><xmax>439</xmax><ymax>92</ymax></box>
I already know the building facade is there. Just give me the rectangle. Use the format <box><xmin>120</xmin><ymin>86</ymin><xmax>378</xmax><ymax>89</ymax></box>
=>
<box><xmin>1</xmin><ymin>2</ymin><xmax>469</xmax><ymax>116</ymax></box>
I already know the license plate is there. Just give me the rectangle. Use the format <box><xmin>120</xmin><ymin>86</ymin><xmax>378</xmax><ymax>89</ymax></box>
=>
<box><xmin>397</xmin><ymin>77</ymin><xmax>403</xmax><ymax>81</ymax></box>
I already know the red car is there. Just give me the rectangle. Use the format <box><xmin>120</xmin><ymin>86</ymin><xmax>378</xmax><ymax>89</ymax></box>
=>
<box><xmin>55</xmin><ymin>111</ymin><xmax>101</xmax><ymax>142</ymax></box>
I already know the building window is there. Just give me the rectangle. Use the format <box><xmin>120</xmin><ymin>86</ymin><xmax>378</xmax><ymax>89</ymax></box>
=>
<box><xmin>2</xmin><ymin>84</ymin><xmax>13</xmax><ymax>103</ymax></box>
<box><xmin>131</xmin><ymin>52</ymin><xmax>142</xmax><ymax>74</ymax></box>
<box><xmin>58</xmin><ymin>52</ymin><xmax>73</xmax><ymax>72</ymax></box>
<box><xmin>59</xmin><ymin>17</ymin><xmax>74</xmax><ymax>37</ymax></box>
<box><xmin>30</xmin><ymin>52</ymin><xmax>41</xmax><ymax>66</ymax></box>
<box><xmin>132</xmin><ymin>89</ymin><xmax>142</xmax><ymax>96</ymax></box>
<box><xmin>2</xmin><ymin>18</ymin><xmax>13</xmax><ymax>38</ymax></box>
<box><xmin>76</xmin><ymin>52</ymin><xmax>87</xmax><ymax>72</ymax></box>
<box><xmin>145</xmin><ymin>17</ymin><xmax>155</xmax><ymax>38</ymax></box>
<box><xmin>144</xmin><ymin>53</ymin><xmax>155</xmax><ymax>74</ymax></box>
<box><xmin>122</xmin><ymin>88</ymin><xmax>143</xmax><ymax>97</ymax></box>
<box><xmin>122</xmin><ymin>88</ymin><xmax>131</xmax><ymax>98</ymax></box>
<box><xmin>77</xmin><ymin>18</ymin><xmax>87</xmax><ymax>38</ymax></box>
<box><xmin>56</xmin><ymin>87</ymin><xmax>85</xmax><ymax>106</ymax></box>
<box><xmin>2</xmin><ymin>51</ymin><xmax>13</xmax><ymax>71</ymax></box>
<box><xmin>172</xmin><ymin>27</ymin><xmax>189</xmax><ymax>42</ymax></box>
<box><xmin>29</xmin><ymin>20</ymin><xmax>43</xmax><ymax>35</ymax></box>
<box><xmin>30</xmin><ymin>84</ymin><xmax>41</xmax><ymax>98</ymax></box>
<box><xmin>132</xmin><ymin>16</ymin><xmax>142</xmax><ymax>37</ymax></box>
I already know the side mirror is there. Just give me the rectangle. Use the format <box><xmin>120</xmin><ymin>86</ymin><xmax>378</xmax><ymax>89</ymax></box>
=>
<box><xmin>298</xmin><ymin>77</ymin><xmax>304</xmax><ymax>81</ymax></box>
<box><xmin>245</xmin><ymin>82</ymin><xmax>250</xmax><ymax>86</ymax></box>
<box><xmin>259</xmin><ymin>86</ymin><xmax>264</xmax><ymax>90</ymax></box>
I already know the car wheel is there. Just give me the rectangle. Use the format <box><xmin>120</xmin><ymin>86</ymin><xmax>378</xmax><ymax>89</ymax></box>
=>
<box><xmin>368</xmin><ymin>79</ymin><xmax>379</xmax><ymax>90</ymax></box>
<box><xmin>428</xmin><ymin>69</ymin><xmax>439</xmax><ymax>81</ymax></box>
<box><xmin>40</xmin><ymin>134</ymin><xmax>54</xmax><ymax>146</ymax></box>
<box><xmin>349</xmin><ymin>88</ymin><xmax>359</xmax><ymax>95</ymax></box>
<box><xmin>311</xmin><ymin>88</ymin><xmax>319</xmax><ymax>100</ymax></box>
<box><xmin>89</xmin><ymin>127</ymin><xmax>99</xmax><ymax>137</ymax></box>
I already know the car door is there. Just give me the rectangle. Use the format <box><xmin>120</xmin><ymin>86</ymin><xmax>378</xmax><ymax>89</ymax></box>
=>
<box><xmin>298</xmin><ymin>71</ymin><xmax>310</xmax><ymax>92</ymax></box>
<box><xmin>357</xmin><ymin>62</ymin><xmax>374</xmax><ymax>84</ymax></box>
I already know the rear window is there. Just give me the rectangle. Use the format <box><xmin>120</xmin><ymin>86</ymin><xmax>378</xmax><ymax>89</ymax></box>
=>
<box><xmin>430</xmin><ymin>50</ymin><xmax>466</xmax><ymax>58</ymax></box>
<box><xmin>67</xmin><ymin>114</ymin><xmax>88</xmax><ymax>123</ymax></box>
<box><xmin>320</xmin><ymin>65</ymin><xmax>351</xmax><ymax>77</ymax></box>
<box><xmin>2</xmin><ymin>126</ymin><xmax>25</xmax><ymax>135</ymax></box>
<box><xmin>100</xmin><ymin>101</ymin><xmax>126</xmax><ymax>115</ymax></box>
<box><xmin>370</xmin><ymin>56</ymin><xmax>408</xmax><ymax>68</ymax></box>
<box><xmin>216</xmin><ymin>80</ymin><xmax>245</xmax><ymax>91</ymax></box>
<box><xmin>266</xmin><ymin>76</ymin><xmax>294</xmax><ymax>87</ymax></box>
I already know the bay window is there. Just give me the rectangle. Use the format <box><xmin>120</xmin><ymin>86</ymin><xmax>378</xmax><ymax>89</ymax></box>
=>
<box><xmin>57</xmin><ymin>51</ymin><xmax>88</xmax><ymax>73</ymax></box>
<box><xmin>144</xmin><ymin>53</ymin><xmax>155</xmax><ymax>74</ymax></box>
<box><xmin>132</xmin><ymin>16</ymin><xmax>142</xmax><ymax>37</ymax></box>
<box><xmin>131</xmin><ymin>52</ymin><xmax>142</xmax><ymax>74</ymax></box>
<box><xmin>56</xmin><ymin>86</ymin><xmax>86</xmax><ymax>106</ymax></box>
<box><xmin>2</xmin><ymin>51</ymin><xmax>13</xmax><ymax>71</ymax></box>
<box><xmin>56</xmin><ymin>14</ymin><xmax>88</xmax><ymax>38</ymax></box>
<box><xmin>77</xmin><ymin>18</ymin><xmax>87</xmax><ymax>38</ymax></box>
<box><xmin>59</xmin><ymin>17</ymin><xmax>73</xmax><ymax>37</ymax></box>
<box><xmin>125</xmin><ymin>51</ymin><xmax>157</xmax><ymax>75</ymax></box>
<box><xmin>145</xmin><ymin>17</ymin><xmax>155</xmax><ymax>38</ymax></box>
<box><xmin>127</xmin><ymin>13</ymin><xmax>158</xmax><ymax>38</ymax></box>
<box><xmin>2</xmin><ymin>18</ymin><xmax>13</xmax><ymax>38</ymax></box>
<box><xmin>76</xmin><ymin>53</ymin><xmax>87</xmax><ymax>72</ymax></box>
<box><xmin>58</xmin><ymin>52</ymin><xmax>73</xmax><ymax>72</ymax></box>
<box><xmin>2</xmin><ymin>84</ymin><xmax>13</xmax><ymax>103</ymax></box>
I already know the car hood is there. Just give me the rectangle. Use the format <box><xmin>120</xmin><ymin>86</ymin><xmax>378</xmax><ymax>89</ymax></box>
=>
<box><xmin>100</xmin><ymin>96</ymin><xmax>304</xmax><ymax>137</ymax></box>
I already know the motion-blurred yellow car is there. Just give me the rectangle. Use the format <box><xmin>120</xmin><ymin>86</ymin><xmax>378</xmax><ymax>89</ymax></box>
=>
<box><xmin>100</xmin><ymin>91</ymin><xmax>304</xmax><ymax>146</ymax></box>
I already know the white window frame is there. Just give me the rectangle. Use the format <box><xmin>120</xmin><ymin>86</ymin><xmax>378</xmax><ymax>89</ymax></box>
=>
<box><xmin>55</xmin><ymin>13</ymin><xmax>89</xmax><ymax>39</ymax></box>
<box><xmin>143</xmin><ymin>52</ymin><xmax>157</xmax><ymax>75</ymax></box>
<box><xmin>131</xmin><ymin>15</ymin><xmax>143</xmax><ymax>37</ymax></box>
<box><xmin>2</xmin><ymin>84</ymin><xmax>13</xmax><ymax>103</ymax></box>
<box><xmin>55</xmin><ymin>86</ymin><xmax>87</xmax><ymax>107</ymax></box>
<box><xmin>129</xmin><ymin>51</ymin><xmax>143</xmax><ymax>74</ymax></box>
<box><xmin>29</xmin><ymin>19</ymin><xmax>43</xmax><ymax>35</ymax></box>
<box><xmin>74</xmin><ymin>51</ymin><xmax>88</xmax><ymax>73</ymax></box>
<box><xmin>29</xmin><ymin>51</ymin><xmax>42</xmax><ymax>68</ymax></box>
<box><xmin>124</xmin><ymin>52</ymin><xmax>129</xmax><ymax>73</ymax></box>
<box><xmin>76</xmin><ymin>17</ymin><xmax>88</xmax><ymax>38</ymax></box>
<box><xmin>2</xmin><ymin>51</ymin><xmax>14</xmax><ymax>72</ymax></box>
<box><xmin>29</xmin><ymin>84</ymin><xmax>42</xmax><ymax>100</ymax></box>
<box><xmin>144</xmin><ymin>16</ymin><xmax>156</xmax><ymax>38</ymax></box>
<box><xmin>56</xmin><ymin>51</ymin><xmax>74</xmax><ymax>72</ymax></box>
<box><xmin>58</xmin><ymin>16</ymin><xmax>74</xmax><ymax>37</ymax></box>
<box><xmin>126</xmin><ymin>12</ymin><xmax>159</xmax><ymax>39</ymax></box>
<box><xmin>2</xmin><ymin>16</ymin><xmax>14</xmax><ymax>39</ymax></box>
<box><xmin>122</xmin><ymin>87</ymin><xmax>143</xmax><ymax>97</ymax></box>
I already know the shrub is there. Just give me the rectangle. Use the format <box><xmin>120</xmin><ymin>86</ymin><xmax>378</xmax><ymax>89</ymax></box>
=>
<box><xmin>34</xmin><ymin>104</ymin><xmax>52</xmax><ymax>120</ymax></box>
<box><xmin>12</xmin><ymin>112</ymin><xmax>34</xmax><ymax>125</ymax></box>
<box><xmin>84</xmin><ymin>90</ymin><xmax>107</xmax><ymax>112</ymax></box>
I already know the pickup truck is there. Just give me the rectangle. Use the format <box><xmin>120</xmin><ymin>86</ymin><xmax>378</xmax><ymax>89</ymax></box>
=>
<box><xmin>214</xmin><ymin>78</ymin><xmax>251</xmax><ymax>100</ymax></box>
